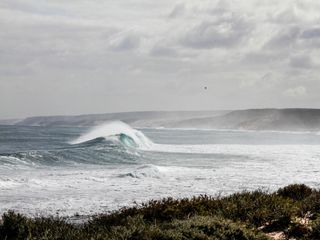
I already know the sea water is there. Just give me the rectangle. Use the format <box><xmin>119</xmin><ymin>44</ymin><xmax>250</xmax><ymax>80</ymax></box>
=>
<box><xmin>1</xmin><ymin>121</ymin><xmax>320</xmax><ymax>217</ymax></box>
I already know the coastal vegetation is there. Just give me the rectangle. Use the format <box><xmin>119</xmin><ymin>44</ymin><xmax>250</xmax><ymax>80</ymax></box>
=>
<box><xmin>1</xmin><ymin>184</ymin><xmax>320</xmax><ymax>240</ymax></box>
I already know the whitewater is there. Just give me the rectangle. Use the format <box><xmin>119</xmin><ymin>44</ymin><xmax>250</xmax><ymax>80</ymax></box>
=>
<box><xmin>1</xmin><ymin>121</ymin><xmax>320</xmax><ymax>217</ymax></box>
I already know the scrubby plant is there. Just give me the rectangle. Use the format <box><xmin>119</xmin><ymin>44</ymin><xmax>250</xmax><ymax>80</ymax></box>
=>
<box><xmin>277</xmin><ymin>184</ymin><xmax>313</xmax><ymax>201</ymax></box>
<box><xmin>286</xmin><ymin>221</ymin><xmax>310</xmax><ymax>239</ymax></box>
<box><xmin>213</xmin><ymin>190</ymin><xmax>295</xmax><ymax>230</ymax></box>
<box><xmin>300</xmin><ymin>191</ymin><xmax>320</xmax><ymax>217</ymax></box>
<box><xmin>0</xmin><ymin>211</ymin><xmax>29</xmax><ymax>240</ymax></box>
<box><xmin>308</xmin><ymin>216</ymin><xmax>320</xmax><ymax>239</ymax></box>
<box><xmin>167</xmin><ymin>216</ymin><xmax>270</xmax><ymax>240</ymax></box>
<box><xmin>0</xmin><ymin>184</ymin><xmax>320</xmax><ymax>240</ymax></box>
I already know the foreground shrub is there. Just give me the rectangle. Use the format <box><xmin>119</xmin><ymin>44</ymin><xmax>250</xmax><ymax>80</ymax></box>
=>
<box><xmin>300</xmin><ymin>191</ymin><xmax>320</xmax><ymax>217</ymax></box>
<box><xmin>287</xmin><ymin>221</ymin><xmax>310</xmax><ymax>239</ymax></box>
<box><xmin>0</xmin><ymin>211</ymin><xmax>29</xmax><ymax>240</ymax></box>
<box><xmin>166</xmin><ymin>216</ymin><xmax>270</xmax><ymax>240</ymax></box>
<box><xmin>308</xmin><ymin>217</ymin><xmax>320</xmax><ymax>240</ymax></box>
<box><xmin>277</xmin><ymin>184</ymin><xmax>313</xmax><ymax>201</ymax></box>
<box><xmin>0</xmin><ymin>212</ymin><xmax>82</xmax><ymax>240</ymax></box>
<box><xmin>213</xmin><ymin>190</ymin><xmax>295</xmax><ymax>230</ymax></box>
<box><xmin>105</xmin><ymin>215</ymin><xmax>270</xmax><ymax>240</ymax></box>
<box><xmin>0</xmin><ymin>184</ymin><xmax>319</xmax><ymax>240</ymax></box>
<box><xmin>90</xmin><ymin>190</ymin><xmax>296</xmax><ymax>231</ymax></box>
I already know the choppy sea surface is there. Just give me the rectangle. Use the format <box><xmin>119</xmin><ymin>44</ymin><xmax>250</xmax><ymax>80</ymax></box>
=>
<box><xmin>1</xmin><ymin>121</ymin><xmax>320</xmax><ymax>217</ymax></box>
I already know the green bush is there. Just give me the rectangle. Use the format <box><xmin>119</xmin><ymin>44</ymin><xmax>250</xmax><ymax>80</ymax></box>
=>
<box><xmin>0</xmin><ymin>212</ymin><xmax>83</xmax><ymax>240</ymax></box>
<box><xmin>277</xmin><ymin>184</ymin><xmax>313</xmax><ymax>201</ymax></box>
<box><xmin>1</xmin><ymin>184</ymin><xmax>320</xmax><ymax>240</ymax></box>
<box><xmin>213</xmin><ymin>190</ymin><xmax>295</xmax><ymax>230</ymax></box>
<box><xmin>167</xmin><ymin>216</ymin><xmax>270</xmax><ymax>240</ymax></box>
<box><xmin>106</xmin><ymin>215</ymin><xmax>270</xmax><ymax>240</ymax></box>
<box><xmin>301</xmin><ymin>191</ymin><xmax>320</xmax><ymax>216</ymax></box>
<box><xmin>287</xmin><ymin>222</ymin><xmax>310</xmax><ymax>239</ymax></box>
<box><xmin>0</xmin><ymin>211</ymin><xmax>29</xmax><ymax>240</ymax></box>
<box><xmin>308</xmin><ymin>217</ymin><xmax>320</xmax><ymax>239</ymax></box>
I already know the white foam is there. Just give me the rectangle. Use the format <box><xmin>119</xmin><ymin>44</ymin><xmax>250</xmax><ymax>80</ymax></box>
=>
<box><xmin>1</xmin><ymin>143</ymin><xmax>320</xmax><ymax>217</ymax></box>
<box><xmin>147</xmin><ymin>144</ymin><xmax>320</xmax><ymax>169</ymax></box>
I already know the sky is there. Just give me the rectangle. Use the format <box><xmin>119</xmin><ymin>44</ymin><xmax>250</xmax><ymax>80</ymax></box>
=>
<box><xmin>1</xmin><ymin>0</ymin><xmax>320</xmax><ymax>119</ymax></box>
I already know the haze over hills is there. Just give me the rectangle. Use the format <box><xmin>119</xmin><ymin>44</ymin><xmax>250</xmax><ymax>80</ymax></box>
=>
<box><xmin>168</xmin><ymin>109</ymin><xmax>320</xmax><ymax>131</ymax></box>
<box><xmin>1</xmin><ymin>111</ymin><xmax>226</xmax><ymax>128</ymax></box>
<box><xmin>1</xmin><ymin>108</ymin><xmax>320</xmax><ymax>132</ymax></box>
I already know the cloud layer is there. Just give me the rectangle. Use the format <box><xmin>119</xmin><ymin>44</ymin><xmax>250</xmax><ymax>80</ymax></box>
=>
<box><xmin>1</xmin><ymin>0</ymin><xmax>320</xmax><ymax>118</ymax></box>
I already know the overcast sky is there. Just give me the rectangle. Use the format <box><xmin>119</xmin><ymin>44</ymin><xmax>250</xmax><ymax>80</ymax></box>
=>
<box><xmin>1</xmin><ymin>0</ymin><xmax>320</xmax><ymax>118</ymax></box>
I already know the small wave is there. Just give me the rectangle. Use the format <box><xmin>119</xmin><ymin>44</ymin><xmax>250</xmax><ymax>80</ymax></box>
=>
<box><xmin>118</xmin><ymin>165</ymin><xmax>163</xmax><ymax>179</ymax></box>
<box><xmin>70</xmin><ymin>121</ymin><xmax>154</xmax><ymax>150</ymax></box>
<box><xmin>73</xmin><ymin>137</ymin><xmax>107</xmax><ymax>147</ymax></box>
<box><xmin>0</xmin><ymin>155</ymin><xmax>34</xmax><ymax>168</ymax></box>
<box><xmin>0</xmin><ymin>177</ymin><xmax>27</xmax><ymax>188</ymax></box>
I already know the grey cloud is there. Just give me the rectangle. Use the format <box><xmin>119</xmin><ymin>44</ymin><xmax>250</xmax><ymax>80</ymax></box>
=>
<box><xmin>240</xmin><ymin>72</ymin><xmax>280</xmax><ymax>89</ymax></box>
<box><xmin>181</xmin><ymin>17</ymin><xmax>252</xmax><ymax>49</ymax></box>
<box><xmin>110</xmin><ymin>34</ymin><xmax>141</xmax><ymax>51</ymax></box>
<box><xmin>150</xmin><ymin>45</ymin><xmax>178</xmax><ymax>58</ymax></box>
<box><xmin>283</xmin><ymin>86</ymin><xmax>307</xmax><ymax>97</ymax></box>
<box><xmin>242</xmin><ymin>51</ymin><xmax>287</xmax><ymax>66</ymax></box>
<box><xmin>289</xmin><ymin>55</ymin><xmax>313</xmax><ymax>69</ymax></box>
<box><xmin>301</xmin><ymin>28</ymin><xmax>320</xmax><ymax>39</ymax></box>
<box><xmin>0</xmin><ymin>65</ymin><xmax>34</xmax><ymax>77</ymax></box>
<box><xmin>0</xmin><ymin>21</ymin><xmax>117</xmax><ymax>73</ymax></box>
<box><xmin>268</xmin><ymin>7</ymin><xmax>299</xmax><ymax>24</ymax></box>
<box><xmin>168</xmin><ymin>3</ymin><xmax>185</xmax><ymax>18</ymax></box>
<box><xmin>1</xmin><ymin>0</ymin><xmax>68</xmax><ymax>17</ymax></box>
<box><xmin>1</xmin><ymin>0</ymin><xmax>320</xmax><ymax>118</ymax></box>
<box><xmin>260</xmin><ymin>73</ymin><xmax>280</xmax><ymax>88</ymax></box>
<box><xmin>206</xmin><ymin>0</ymin><xmax>234</xmax><ymax>17</ymax></box>
<box><xmin>264</xmin><ymin>26</ymin><xmax>300</xmax><ymax>50</ymax></box>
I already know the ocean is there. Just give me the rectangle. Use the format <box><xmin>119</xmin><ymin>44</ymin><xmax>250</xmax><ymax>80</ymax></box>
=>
<box><xmin>1</xmin><ymin>121</ymin><xmax>320</xmax><ymax>217</ymax></box>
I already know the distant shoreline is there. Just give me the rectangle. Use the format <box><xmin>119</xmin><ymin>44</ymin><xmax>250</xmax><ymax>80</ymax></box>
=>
<box><xmin>2</xmin><ymin>108</ymin><xmax>320</xmax><ymax>133</ymax></box>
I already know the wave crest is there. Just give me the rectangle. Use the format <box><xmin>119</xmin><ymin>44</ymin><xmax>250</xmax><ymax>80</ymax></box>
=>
<box><xmin>70</xmin><ymin>121</ymin><xmax>153</xmax><ymax>150</ymax></box>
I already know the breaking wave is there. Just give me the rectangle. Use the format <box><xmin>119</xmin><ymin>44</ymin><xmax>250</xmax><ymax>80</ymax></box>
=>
<box><xmin>0</xmin><ymin>122</ymin><xmax>156</xmax><ymax>169</ymax></box>
<box><xmin>117</xmin><ymin>165</ymin><xmax>163</xmax><ymax>179</ymax></box>
<box><xmin>70</xmin><ymin>121</ymin><xmax>154</xmax><ymax>150</ymax></box>
<box><xmin>3</xmin><ymin>121</ymin><xmax>318</xmax><ymax>171</ymax></box>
